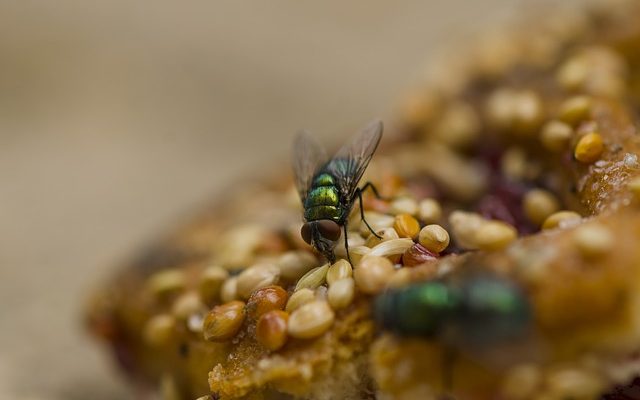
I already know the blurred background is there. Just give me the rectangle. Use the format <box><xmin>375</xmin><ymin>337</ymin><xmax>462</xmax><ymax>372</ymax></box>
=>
<box><xmin>0</xmin><ymin>1</ymin><xmax>587</xmax><ymax>398</ymax></box>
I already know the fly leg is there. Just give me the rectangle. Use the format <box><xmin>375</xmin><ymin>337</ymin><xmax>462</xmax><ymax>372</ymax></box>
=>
<box><xmin>354</xmin><ymin>182</ymin><xmax>384</xmax><ymax>239</ymax></box>
<box><xmin>342</xmin><ymin>221</ymin><xmax>352</xmax><ymax>264</ymax></box>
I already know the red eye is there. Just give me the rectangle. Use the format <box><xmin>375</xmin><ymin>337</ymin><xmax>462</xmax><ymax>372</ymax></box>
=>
<box><xmin>317</xmin><ymin>220</ymin><xmax>341</xmax><ymax>241</ymax></box>
<box><xmin>301</xmin><ymin>223</ymin><xmax>312</xmax><ymax>244</ymax></box>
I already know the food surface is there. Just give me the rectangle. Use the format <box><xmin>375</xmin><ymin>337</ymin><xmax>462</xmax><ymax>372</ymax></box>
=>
<box><xmin>86</xmin><ymin>1</ymin><xmax>640</xmax><ymax>399</ymax></box>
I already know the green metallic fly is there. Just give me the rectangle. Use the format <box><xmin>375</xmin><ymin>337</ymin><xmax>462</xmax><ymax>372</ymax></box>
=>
<box><xmin>292</xmin><ymin>120</ymin><xmax>384</xmax><ymax>263</ymax></box>
<box><xmin>374</xmin><ymin>274</ymin><xmax>531</xmax><ymax>345</ymax></box>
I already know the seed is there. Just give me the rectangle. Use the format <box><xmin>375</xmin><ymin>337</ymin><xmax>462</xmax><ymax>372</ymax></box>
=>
<box><xmin>418</xmin><ymin>224</ymin><xmax>450</xmax><ymax>253</ymax></box>
<box><xmin>523</xmin><ymin>189</ymin><xmax>560</xmax><ymax>226</ymax></box>
<box><xmin>418</xmin><ymin>198</ymin><xmax>442</xmax><ymax>223</ymax></box>
<box><xmin>402</xmin><ymin>243</ymin><xmax>438</xmax><ymax>267</ymax></box>
<box><xmin>558</xmin><ymin>95</ymin><xmax>592</xmax><ymax>126</ymax></box>
<box><xmin>171</xmin><ymin>292</ymin><xmax>206</xmax><ymax>320</ymax></box>
<box><xmin>393</xmin><ymin>213</ymin><xmax>421</xmax><ymax>239</ymax></box>
<box><xmin>474</xmin><ymin>221</ymin><xmax>517</xmax><ymax>251</ymax></box>
<box><xmin>147</xmin><ymin>269</ymin><xmax>186</xmax><ymax>299</ymax></box>
<box><xmin>287</xmin><ymin>301</ymin><xmax>335</xmax><ymax>339</ymax></box>
<box><xmin>246</xmin><ymin>285</ymin><xmax>288</xmax><ymax>319</ymax></box>
<box><xmin>198</xmin><ymin>266</ymin><xmax>229</xmax><ymax>305</ymax></box>
<box><xmin>285</xmin><ymin>288</ymin><xmax>315</xmax><ymax>312</ymax></box>
<box><xmin>354</xmin><ymin>256</ymin><xmax>395</xmax><ymax>294</ymax></box>
<box><xmin>387</xmin><ymin>268</ymin><xmax>412</xmax><ymax>288</ymax></box>
<box><xmin>500</xmin><ymin>364</ymin><xmax>542</xmax><ymax>400</ymax></box>
<box><xmin>449</xmin><ymin>210</ymin><xmax>485</xmax><ymax>250</ymax></box>
<box><xmin>236</xmin><ymin>263</ymin><xmax>280</xmax><ymax>299</ymax></box>
<box><xmin>368</xmin><ymin>238</ymin><xmax>414</xmax><ymax>263</ymax></box>
<box><xmin>220</xmin><ymin>276</ymin><xmax>238</xmax><ymax>303</ymax></box>
<box><xmin>364</xmin><ymin>227</ymin><xmax>399</xmax><ymax>247</ymax></box>
<box><xmin>348</xmin><ymin>245</ymin><xmax>372</xmax><ymax>265</ymax></box>
<box><xmin>326</xmin><ymin>259</ymin><xmax>353</xmax><ymax>285</ymax></box>
<box><xmin>574</xmin><ymin>132</ymin><xmax>604</xmax><ymax>163</ymax></box>
<box><xmin>256</xmin><ymin>310</ymin><xmax>289</xmax><ymax>351</ymax></box>
<box><xmin>187</xmin><ymin>313</ymin><xmax>205</xmax><ymax>333</ymax></box>
<box><xmin>389</xmin><ymin>197</ymin><xmax>418</xmax><ymax>216</ymax></box>
<box><xmin>203</xmin><ymin>301</ymin><xmax>246</xmax><ymax>342</ymax></box>
<box><xmin>327</xmin><ymin>278</ymin><xmax>355</xmax><ymax>310</ymax></box>
<box><xmin>143</xmin><ymin>314</ymin><xmax>175</xmax><ymax>346</ymax></box>
<box><xmin>315</xmin><ymin>285</ymin><xmax>328</xmax><ymax>301</ymax></box>
<box><xmin>501</xmin><ymin>147</ymin><xmax>527</xmax><ymax>181</ymax></box>
<box><xmin>486</xmin><ymin>88</ymin><xmax>516</xmax><ymax>128</ymax></box>
<box><xmin>277</xmin><ymin>251</ymin><xmax>319</xmax><ymax>282</ymax></box>
<box><xmin>295</xmin><ymin>263</ymin><xmax>329</xmax><ymax>291</ymax></box>
<box><xmin>334</xmin><ymin>232</ymin><xmax>366</xmax><ymax>259</ymax></box>
<box><xmin>557</xmin><ymin>56</ymin><xmax>589</xmax><ymax>91</ymax></box>
<box><xmin>542</xmin><ymin>210</ymin><xmax>582</xmax><ymax>230</ymax></box>
<box><xmin>572</xmin><ymin>223</ymin><xmax>613</xmax><ymax>259</ymax></box>
<box><xmin>359</xmin><ymin>212</ymin><xmax>395</xmax><ymax>236</ymax></box>
<box><xmin>433</xmin><ymin>102</ymin><xmax>480</xmax><ymax>148</ymax></box>
<box><xmin>512</xmin><ymin>90</ymin><xmax>544</xmax><ymax>134</ymax></box>
<box><xmin>540</xmin><ymin>120</ymin><xmax>573</xmax><ymax>151</ymax></box>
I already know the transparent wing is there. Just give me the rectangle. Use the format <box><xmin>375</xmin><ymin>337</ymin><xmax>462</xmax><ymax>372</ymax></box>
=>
<box><xmin>326</xmin><ymin>119</ymin><xmax>383</xmax><ymax>200</ymax></box>
<box><xmin>292</xmin><ymin>129</ymin><xmax>328</xmax><ymax>203</ymax></box>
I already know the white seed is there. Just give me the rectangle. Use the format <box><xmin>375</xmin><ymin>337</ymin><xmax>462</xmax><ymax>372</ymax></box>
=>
<box><xmin>147</xmin><ymin>269</ymin><xmax>186</xmax><ymax>298</ymax></box>
<box><xmin>171</xmin><ymin>292</ymin><xmax>206</xmax><ymax>320</ymax></box>
<box><xmin>288</xmin><ymin>301</ymin><xmax>335</xmax><ymax>339</ymax></box>
<box><xmin>220</xmin><ymin>276</ymin><xmax>238</xmax><ymax>303</ymax></box>
<box><xmin>387</xmin><ymin>268</ymin><xmax>412</xmax><ymax>289</ymax></box>
<box><xmin>433</xmin><ymin>102</ymin><xmax>480</xmax><ymax>148</ymax></box>
<box><xmin>277</xmin><ymin>251</ymin><xmax>319</xmax><ymax>281</ymax></box>
<box><xmin>295</xmin><ymin>263</ymin><xmax>329</xmax><ymax>291</ymax></box>
<box><xmin>198</xmin><ymin>265</ymin><xmax>229</xmax><ymax>304</ymax></box>
<box><xmin>326</xmin><ymin>259</ymin><xmax>353</xmax><ymax>286</ymax></box>
<box><xmin>542</xmin><ymin>210</ymin><xmax>582</xmax><ymax>230</ymax></box>
<box><xmin>286</xmin><ymin>288</ymin><xmax>315</xmax><ymax>312</ymax></box>
<box><xmin>143</xmin><ymin>314</ymin><xmax>175</xmax><ymax>346</ymax></box>
<box><xmin>348</xmin><ymin>245</ymin><xmax>372</xmax><ymax>266</ymax></box>
<box><xmin>389</xmin><ymin>197</ymin><xmax>419</xmax><ymax>216</ymax></box>
<box><xmin>359</xmin><ymin>211</ymin><xmax>395</xmax><ymax>236</ymax></box>
<box><xmin>448</xmin><ymin>210</ymin><xmax>485</xmax><ymax>250</ymax></box>
<box><xmin>365</xmin><ymin>227</ymin><xmax>400</xmax><ymax>247</ymax></box>
<box><xmin>540</xmin><ymin>120</ymin><xmax>573</xmax><ymax>151</ymax></box>
<box><xmin>328</xmin><ymin>278</ymin><xmax>355</xmax><ymax>310</ymax></box>
<box><xmin>572</xmin><ymin>223</ymin><xmax>613</xmax><ymax>259</ymax></box>
<box><xmin>236</xmin><ymin>263</ymin><xmax>280</xmax><ymax>299</ymax></box>
<box><xmin>368</xmin><ymin>238</ymin><xmax>414</xmax><ymax>259</ymax></box>
<box><xmin>501</xmin><ymin>147</ymin><xmax>528</xmax><ymax>181</ymax></box>
<box><xmin>334</xmin><ymin>232</ymin><xmax>366</xmax><ymax>259</ymax></box>
<box><xmin>418</xmin><ymin>224</ymin><xmax>450</xmax><ymax>253</ymax></box>
<box><xmin>418</xmin><ymin>198</ymin><xmax>442</xmax><ymax>223</ymax></box>
<box><xmin>474</xmin><ymin>221</ymin><xmax>517</xmax><ymax>251</ymax></box>
<box><xmin>354</xmin><ymin>256</ymin><xmax>395</xmax><ymax>294</ymax></box>
<box><xmin>523</xmin><ymin>189</ymin><xmax>560</xmax><ymax>226</ymax></box>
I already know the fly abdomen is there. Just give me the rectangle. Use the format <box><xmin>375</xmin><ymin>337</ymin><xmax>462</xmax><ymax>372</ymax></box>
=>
<box><xmin>304</xmin><ymin>173</ymin><xmax>342</xmax><ymax>221</ymax></box>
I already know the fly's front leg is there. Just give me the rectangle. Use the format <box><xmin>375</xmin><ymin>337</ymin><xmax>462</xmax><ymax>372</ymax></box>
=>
<box><xmin>355</xmin><ymin>186</ymin><xmax>382</xmax><ymax>239</ymax></box>
<box><xmin>343</xmin><ymin>221</ymin><xmax>352</xmax><ymax>264</ymax></box>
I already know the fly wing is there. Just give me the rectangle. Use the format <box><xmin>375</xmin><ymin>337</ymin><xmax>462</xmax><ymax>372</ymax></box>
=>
<box><xmin>326</xmin><ymin>119</ymin><xmax>383</xmax><ymax>200</ymax></box>
<box><xmin>292</xmin><ymin>129</ymin><xmax>328</xmax><ymax>203</ymax></box>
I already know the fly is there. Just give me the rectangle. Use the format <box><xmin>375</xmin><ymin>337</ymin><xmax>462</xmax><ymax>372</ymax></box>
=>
<box><xmin>292</xmin><ymin>120</ymin><xmax>384</xmax><ymax>263</ymax></box>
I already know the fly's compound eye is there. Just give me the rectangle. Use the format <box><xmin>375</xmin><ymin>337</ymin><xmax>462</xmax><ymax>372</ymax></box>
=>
<box><xmin>301</xmin><ymin>223</ymin><xmax>313</xmax><ymax>244</ymax></box>
<box><xmin>317</xmin><ymin>220</ymin><xmax>341</xmax><ymax>242</ymax></box>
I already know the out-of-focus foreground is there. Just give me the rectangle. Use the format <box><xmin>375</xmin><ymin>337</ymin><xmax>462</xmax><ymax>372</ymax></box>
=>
<box><xmin>0</xmin><ymin>1</ymin><xmax>585</xmax><ymax>398</ymax></box>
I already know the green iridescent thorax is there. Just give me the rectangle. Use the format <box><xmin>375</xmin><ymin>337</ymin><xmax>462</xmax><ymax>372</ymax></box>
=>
<box><xmin>304</xmin><ymin>173</ymin><xmax>342</xmax><ymax>222</ymax></box>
